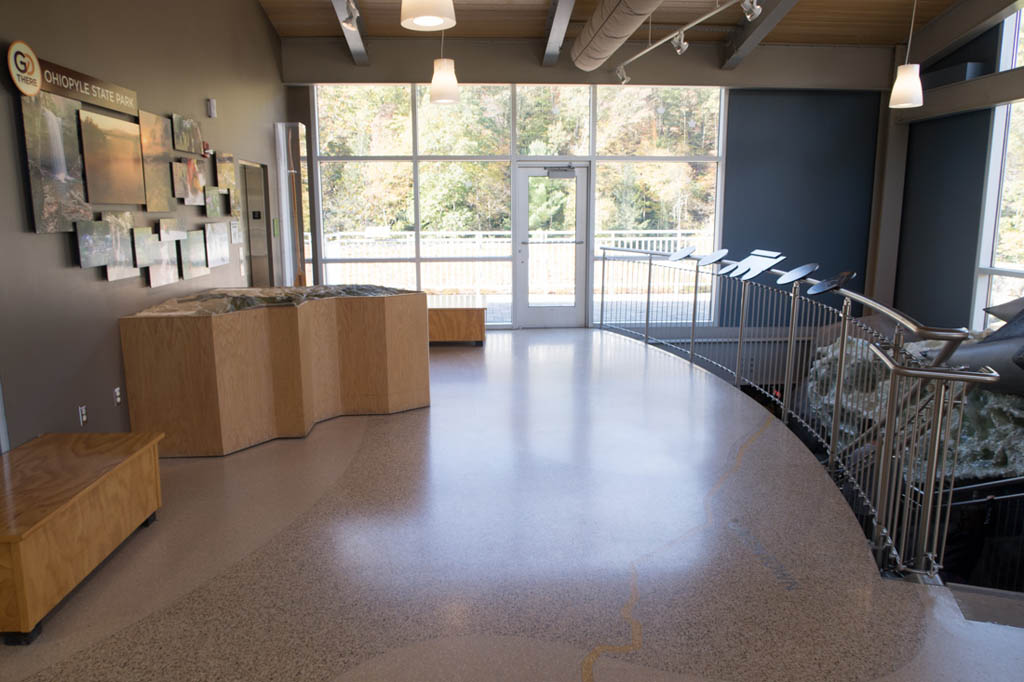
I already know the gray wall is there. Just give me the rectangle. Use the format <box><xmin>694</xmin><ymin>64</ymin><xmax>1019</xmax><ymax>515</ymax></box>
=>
<box><xmin>0</xmin><ymin>0</ymin><xmax>287</xmax><ymax>447</ymax></box>
<box><xmin>894</xmin><ymin>110</ymin><xmax>993</xmax><ymax>328</ymax></box>
<box><xmin>892</xmin><ymin>28</ymin><xmax>1001</xmax><ymax>329</ymax></box>
<box><xmin>722</xmin><ymin>89</ymin><xmax>881</xmax><ymax>290</ymax></box>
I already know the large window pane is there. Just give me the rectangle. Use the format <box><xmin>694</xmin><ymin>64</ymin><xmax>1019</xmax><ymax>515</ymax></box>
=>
<box><xmin>596</xmin><ymin>162</ymin><xmax>717</xmax><ymax>254</ymax></box>
<box><xmin>422</xmin><ymin>261</ymin><xmax>512</xmax><ymax>324</ymax></box>
<box><xmin>316</xmin><ymin>85</ymin><xmax>411</xmax><ymax>156</ymax></box>
<box><xmin>516</xmin><ymin>85</ymin><xmax>590</xmax><ymax>156</ymax></box>
<box><xmin>419</xmin><ymin>161</ymin><xmax>511</xmax><ymax>258</ymax></box>
<box><xmin>996</xmin><ymin>101</ymin><xmax>1024</xmax><ymax>269</ymax></box>
<box><xmin>596</xmin><ymin>86</ymin><xmax>720</xmax><ymax>157</ymax></box>
<box><xmin>319</xmin><ymin>161</ymin><xmax>415</xmax><ymax>258</ymax></box>
<box><xmin>416</xmin><ymin>85</ymin><xmax>510</xmax><ymax>156</ymax></box>
<box><xmin>528</xmin><ymin>175</ymin><xmax>577</xmax><ymax>307</ymax></box>
<box><xmin>323</xmin><ymin>262</ymin><xmax>417</xmax><ymax>290</ymax></box>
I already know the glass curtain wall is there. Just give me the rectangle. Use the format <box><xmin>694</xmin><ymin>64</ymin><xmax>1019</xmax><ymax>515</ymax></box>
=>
<box><xmin>310</xmin><ymin>83</ymin><xmax>724</xmax><ymax>325</ymax></box>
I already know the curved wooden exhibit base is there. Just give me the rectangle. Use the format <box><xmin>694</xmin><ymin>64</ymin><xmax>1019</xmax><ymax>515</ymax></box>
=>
<box><xmin>119</xmin><ymin>290</ymin><xmax>430</xmax><ymax>457</ymax></box>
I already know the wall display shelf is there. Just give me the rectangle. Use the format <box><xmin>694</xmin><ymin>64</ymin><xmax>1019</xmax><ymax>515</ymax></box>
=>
<box><xmin>119</xmin><ymin>286</ymin><xmax>431</xmax><ymax>457</ymax></box>
<box><xmin>0</xmin><ymin>432</ymin><xmax>163</xmax><ymax>643</ymax></box>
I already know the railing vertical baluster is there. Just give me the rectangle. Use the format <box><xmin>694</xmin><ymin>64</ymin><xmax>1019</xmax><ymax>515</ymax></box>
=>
<box><xmin>781</xmin><ymin>282</ymin><xmax>802</xmax><ymax>425</ymax></box>
<box><xmin>599</xmin><ymin>249</ymin><xmax>607</xmax><ymax>328</ymax></box>
<box><xmin>916</xmin><ymin>381</ymin><xmax>948</xmax><ymax>572</ymax></box>
<box><xmin>735</xmin><ymin>280</ymin><xmax>749</xmax><ymax>387</ymax></box>
<box><xmin>690</xmin><ymin>262</ymin><xmax>700</xmax><ymax>363</ymax></box>
<box><xmin>828</xmin><ymin>297</ymin><xmax>852</xmax><ymax>473</ymax></box>
<box><xmin>644</xmin><ymin>254</ymin><xmax>653</xmax><ymax>343</ymax></box>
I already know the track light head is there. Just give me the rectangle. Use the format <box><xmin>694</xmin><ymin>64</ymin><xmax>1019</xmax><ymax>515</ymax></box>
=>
<box><xmin>341</xmin><ymin>0</ymin><xmax>360</xmax><ymax>30</ymax></box>
<box><xmin>615</xmin><ymin>65</ymin><xmax>631</xmax><ymax>85</ymax></box>
<box><xmin>741</xmin><ymin>0</ymin><xmax>762</xmax><ymax>22</ymax></box>
<box><xmin>670</xmin><ymin>32</ymin><xmax>689</xmax><ymax>56</ymax></box>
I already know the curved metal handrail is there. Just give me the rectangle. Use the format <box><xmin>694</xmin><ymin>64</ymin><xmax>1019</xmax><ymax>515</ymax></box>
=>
<box><xmin>598</xmin><ymin>246</ymin><xmax>970</xmax><ymax>344</ymax></box>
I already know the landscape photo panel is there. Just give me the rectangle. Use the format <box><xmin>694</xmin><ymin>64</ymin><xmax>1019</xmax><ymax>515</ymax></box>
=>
<box><xmin>80</xmin><ymin>110</ymin><xmax>146</xmax><ymax>205</ymax></box>
<box><xmin>131</xmin><ymin>227</ymin><xmax>157</xmax><ymax>267</ymax></box>
<box><xmin>171</xmin><ymin>114</ymin><xmax>203</xmax><ymax>154</ymax></box>
<box><xmin>171</xmin><ymin>161</ymin><xmax>188</xmax><ymax>198</ymax></box>
<box><xmin>216</xmin><ymin>153</ymin><xmax>237</xmax><ymax>192</ymax></box>
<box><xmin>139</xmin><ymin>111</ymin><xmax>173</xmax><ymax>213</ymax></box>
<box><xmin>204</xmin><ymin>222</ymin><xmax>230</xmax><ymax>267</ymax></box>
<box><xmin>147</xmin><ymin>238</ymin><xmax>179</xmax><ymax>288</ymax></box>
<box><xmin>101</xmin><ymin>211</ymin><xmax>141</xmax><ymax>281</ymax></box>
<box><xmin>75</xmin><ymin>220</ymin><xmax>113</xmax><ymax>268</ymax></box>
<box><xmin>159</xmin><ymin>217</ymin><xmax>186</xmax><ymax>241</ymax></box>
<box><xmin>179</xmin><ymin>229</ymin><xmax>210</xmax><ymax>279</ymax></box>
<box><xmin>205</xmin><ymin>186</ymin><xmax>224</xmax><ymax>218</ymax></box>
<box><xmin>183</xmin><ymin>158</ymin><xmax>206</xmax><ymax>206</ymax></box>
<box><xmin>21</xmin><ymin>92</ymin><xmax>92</xmax><ymax>233</ymax></box>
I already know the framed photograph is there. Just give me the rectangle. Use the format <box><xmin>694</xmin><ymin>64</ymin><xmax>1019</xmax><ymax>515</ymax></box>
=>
<box><xmin>171</xmin><ymin>113</ymin><xmax>203</xmax><ymax>154</ymax></box>
<box><xmin>79</xmin><ymin>110</ymin><xmax>146</xmax><ymax>205</ymax></box>
<box><xmin>179</xmin><ymin>230</ymin><xmax>210</xmax><ymax>279</ymax></box>
<box><xmin>229</xmin><ymin>187</ymin><xmax>241</xmax><ymax>217</ymax></box>
<box><xmin>204</xmin><ymin>185</ymin><xmax>224</xmax><ymax>218</ymax></box>
<box><xmin>100</xmin><ymin>211</ymin><xmax>141</xmax><ymax>281</ymax></box>
<box><xmin>159</xmin><ymin>217</ymin><xmax>186</xmax><ymax>241</ymax></box>
<box><xmin>75</xmin><ymin>220</ymin><xmax>113</xmax><ymax>268</ymax></box>
<box><xmin>183</xmin><ymin>158</ymin><xmax>206</xmax><ymax>206</ymax></box>
<box><xmin>131</xmin><ymin>227</ymin><xmax>157</xmax><ymax>266</ymax></box>
<box><xmin>171</xmin><ymin>161</ymin><xmax>188</xmax><ymax>199</ymax></box>
<box><xmin>132</xmin><ymin>226</ymin><xmax>179</xmax><ymax>287</ymax></box>
<box><xmin>139</xmin><ymin>111</ymin><xmax>173</xmax><ymax>213</ymax></box>
<box><xmin>21</xmin><ymin>92</ymin><xmax>91</xmax><ymax>232</ymax></box>
<box><xmin>204</xmin><ymin>222</ymin><xmax>230</xmax><ymax>268</ymax></box>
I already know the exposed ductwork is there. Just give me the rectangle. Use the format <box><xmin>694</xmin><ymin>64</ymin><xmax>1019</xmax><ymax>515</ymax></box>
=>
<box><xmin>570</xmin><ymin>0</ymin><xmax>665</xmax><ymax>72</ymax></box>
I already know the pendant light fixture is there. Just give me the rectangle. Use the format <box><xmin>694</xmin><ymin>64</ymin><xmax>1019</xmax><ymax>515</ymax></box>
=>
<box><xmin>430</xmin><ymin>31</ymin><xmax>459</xmax><ymax>103</ymax></box>
<box><xmin>401</xmin><ymin>0</ymin><xmax>456</xmax><ymax>31</ymax></box>
<box><xmin>890</xmin><ymin>0</ymin><xmax>923</xmax><ymax>109</ymax></box>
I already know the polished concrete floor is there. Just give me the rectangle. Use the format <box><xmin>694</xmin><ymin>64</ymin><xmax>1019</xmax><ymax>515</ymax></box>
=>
<box><xmin>3</xmin><ymin>329</ymin><xmax>1023</xmax><ymax>681</ymax></box>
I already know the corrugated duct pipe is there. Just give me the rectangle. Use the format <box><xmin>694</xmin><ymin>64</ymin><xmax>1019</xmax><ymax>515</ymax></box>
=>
<box><xmin>570</xmin><ymin>0</ymin><xmax>665</xmax><ymax>72</ymax></box>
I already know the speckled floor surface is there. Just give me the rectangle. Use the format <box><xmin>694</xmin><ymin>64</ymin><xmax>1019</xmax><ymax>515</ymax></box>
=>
<box><xmin>3</xmin><ymin>329</ymin><xmax>1022</xmax><ymax>681</ymax></box>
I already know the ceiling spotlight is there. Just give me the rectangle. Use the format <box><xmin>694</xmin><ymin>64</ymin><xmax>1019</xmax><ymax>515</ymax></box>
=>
<box><xmin>615</xmin><ymin>65</ymin><xmax>631</xmax><ymax>84</ymax></box>
<box><xmin>670</xmin><ymin>32</ymin><xmax>689</xmax><ymax>56</ymax></box>
<box><xmin>340</xmin><ymin>0</ymin><xmax>360</xmax><ymax>31</ymax></box>
<box><xmin>741</xmin><ymin>0</ymin><xmax>762</xmax><ymax>22</ymax></box>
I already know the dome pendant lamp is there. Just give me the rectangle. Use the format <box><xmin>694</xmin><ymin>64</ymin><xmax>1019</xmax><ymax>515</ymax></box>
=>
<box><xmin>430</xmin><ymin>32</ymin><xmax>459</xmax><ymax>103</ymax></box>
<box><xmin>889</xmin><ymin>0</ymin><xmax>923</xmax><ymax>109</ymax></box>
<box><xmin>401</xmin><ymin>0</ymin><xmax>457</xmax><ymax>31</ymax></box>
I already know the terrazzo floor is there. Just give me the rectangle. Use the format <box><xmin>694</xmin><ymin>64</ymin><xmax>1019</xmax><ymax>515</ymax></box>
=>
<box><xmin>3</xmin><ymin>329</ymin><xmax>1022</xmax><ymax>681</ymax></box>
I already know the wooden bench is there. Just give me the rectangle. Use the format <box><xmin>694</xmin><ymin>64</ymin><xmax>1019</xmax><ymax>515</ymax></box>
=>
<box><xmin>428</xmin><ymin>295</ymin><xmax>486</xmax><ymax>345</ymax></box>
<box><xmin>0</xmin><ymin>432</ymin><xmax>163</xmax><ymax>644</ymax></box>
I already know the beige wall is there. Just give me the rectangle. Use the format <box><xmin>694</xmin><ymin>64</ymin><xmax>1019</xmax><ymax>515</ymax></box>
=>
<box><xmin>0</xmin><ymin>0</ymin><xmax>287</xmax><ymax>446</ymax></box>
<box><xmin>282</xmin><ymin>37</ymin><xmax>895</xmax><ymax>90</ymax></box>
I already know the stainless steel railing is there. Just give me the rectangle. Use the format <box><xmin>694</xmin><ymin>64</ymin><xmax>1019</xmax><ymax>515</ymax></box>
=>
<box><xmin>598</xmin><ymin>246</ymin><xmax>999</xmax><ymax>577</ymax></box>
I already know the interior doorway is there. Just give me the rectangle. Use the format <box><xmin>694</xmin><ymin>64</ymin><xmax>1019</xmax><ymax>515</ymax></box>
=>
<box><xmin>241</xmin><ymin>162</ymin><xmax>272</xmax><ymax>287</ymax></box>
<box><xmin>512</xmin><ymin>164</ymin><xmax>589</xmax><ymax>328</ymax></box>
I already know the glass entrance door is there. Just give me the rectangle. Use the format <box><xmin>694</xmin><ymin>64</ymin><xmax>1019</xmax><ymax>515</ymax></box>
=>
<box><xmin>513</xmin><ymin>166</ymin><xmax>588</xmax><ymax>327</ymax></box>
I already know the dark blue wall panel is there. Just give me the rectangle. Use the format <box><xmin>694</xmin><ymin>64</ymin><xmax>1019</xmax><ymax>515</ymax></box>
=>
<box><xmin>894</xmin><ymin>110</ymin><xmax>992</xmax><ymax>328</ymax></box>
<box><xmin>722</xmin><ymin>89</ymin><xmax>881</xmax><ymax>294</ymax></box>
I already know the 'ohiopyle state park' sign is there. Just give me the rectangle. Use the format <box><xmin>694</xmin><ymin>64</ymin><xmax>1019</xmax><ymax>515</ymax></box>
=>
<box><xmin>7</xmin><ymin>41</ymin><xmax>137</xmax><ymax>115</ymax></box>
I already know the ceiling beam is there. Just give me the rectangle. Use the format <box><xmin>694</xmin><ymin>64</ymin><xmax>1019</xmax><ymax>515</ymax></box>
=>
<box><xmin>721</xmin><ymin>0</ymin><xmax>802</xmax><ymax>70</ymax></box>
<box><xmin>331</xmin><ymin>0</ymin><xmax>369</xmax><ymax>66</ymax></box>
<box><xmin>895</xmin><ymin>66</ymin><xmax>1024</xmax><ymax>124</ymax></box>
<box><xmin>910</xmin><ymin>0</ymin><xmax>1024</xmax><ymax>67</ymax></box>
<box><xmin>543</xmin><ymin>0</ymin><xmax>576</xmax><ymax>66</ymax></box>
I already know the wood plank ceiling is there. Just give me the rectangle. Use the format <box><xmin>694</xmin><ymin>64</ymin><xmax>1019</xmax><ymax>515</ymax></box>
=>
<box><xmin>258</xmin><ymin>0</ymin><xmax>959</xmax><ymax>44</ymax></box>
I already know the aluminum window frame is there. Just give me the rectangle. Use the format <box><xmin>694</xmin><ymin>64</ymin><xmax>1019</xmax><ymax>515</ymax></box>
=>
<box><xmin>307</xmin><ymin>83</ymin><xmax>727</xmax><ymax>328</ymax></box>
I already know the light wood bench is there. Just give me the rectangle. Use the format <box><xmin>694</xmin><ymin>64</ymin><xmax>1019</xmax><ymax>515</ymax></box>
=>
<box><xmin>428</xmin><ymin>295</ymin><xmax>486</xmax><ymax>345</ymax></box>
<box><xmin>0</xmin><ymin>432</ymin><xmax>163</xmax><ymax>644</ymax></box>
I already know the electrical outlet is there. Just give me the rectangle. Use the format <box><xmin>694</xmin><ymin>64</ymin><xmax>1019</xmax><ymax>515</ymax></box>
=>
<box><xmin>78</xmin><ymin>405</ymin><xmax>88</xmax><ymax>426</ymax></box>
<box><xmin>114</xmin><ymin>387</ymin><xmax>122</xmax><ymax>406</ymax></box>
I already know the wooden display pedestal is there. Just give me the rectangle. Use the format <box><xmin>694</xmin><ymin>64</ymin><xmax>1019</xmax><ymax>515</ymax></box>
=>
<box><xmin>120</xmin><ymin>291</ymin><xmax>430</xmax><ymax>457</ymax></box>
<box><xmin>428</xmin><ymin>295</ymin><xmax>486</xmax><ymax>344</ymax></box>
<box><xmin>0</xmin><ymin>433</ymin><xmax>163</xmax><ymax>642</ymax></box>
